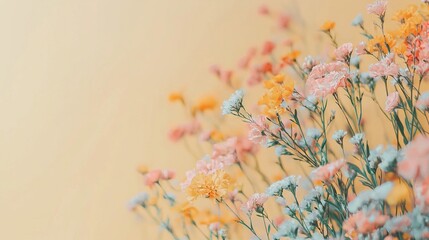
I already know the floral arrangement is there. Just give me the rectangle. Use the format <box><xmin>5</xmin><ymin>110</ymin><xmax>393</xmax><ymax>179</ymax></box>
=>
<box><xmin>129</xmin><ymin>1</ymin><xmax>429</xmax><ymax>239</ymax></box>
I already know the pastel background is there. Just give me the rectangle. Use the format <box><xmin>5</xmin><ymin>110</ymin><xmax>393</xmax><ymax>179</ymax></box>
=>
<box><xmin>0</xmin><ymin>0</ymin><xmax>411</xmax><ymax>239</ymax></box>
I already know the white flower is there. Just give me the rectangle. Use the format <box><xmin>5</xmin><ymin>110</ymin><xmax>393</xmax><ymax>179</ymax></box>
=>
<box><xmin>350</xmin><ymin>56</ymin><xmax>360</xmax><ymax>68</ymax></box>
<box><xmin>379</xmin><ymin>146</ymin><xmax>401</xmax><ymax>172</ymax></box>
<box><xmin>352</xmin><ymin>14</ymin><xmax>363</xmax><ymax>26</ymax></box>
<box><xmin>368</xmin><ymin>145</ymin><xmax>383</xmax><ymax>168</ymax></box>
<box><xmin>350</xmin><ymin>133</ymin><xmax>365</xmax><ymax>144</ymax></box>
<box><xmin>128</xmin><ymin>192</ymin><xmax>149</xmax><ymax>210</ymax></box>
<box><xmin>306</xmin><ymin>128</ymin><xmax>322</xmax><ymax>139</ymax></box>
<box><xmin>302</xmin><ymin>95</ymin><xmax>317</xmax><ymax>111</ymax></box>
<box><xmin>221</xmin><ymin>89</ymin><xmax>244</xmax><ymax>115</ymax></box>
<box><xmin>348</xmin><ymin>182</ymin><xmax>393</xmax><ymax>212</ymax></box>
<box><xmin>266</xmin><ymin>176</ymin><xmax>300</xmax><ymax>196</ymax></box>
<box><xmin>273</xmin><ymin>219</ymin><xmax>299</xmax><ymax>239</ymax></box>
<box><xmin>332</xmin><ymin>130</ymin><xmax>347</xmax><ymax>143</ymax></box>
<box><xmin>275</xmin><ymin>145</ymin><xmax>287</xmax><ymax>157</ymax></box>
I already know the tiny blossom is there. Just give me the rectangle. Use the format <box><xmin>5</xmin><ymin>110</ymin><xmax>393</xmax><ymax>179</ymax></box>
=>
<box><xmin>273</xmin><ymin>219</ymin><xmax>299</xmax><ymax>239</ymax></box>
<box><xmin>221</xmin><ymin>89</ymin><xmax>244</xmax><ymax>115</ymax></box>
<box><xmin>334</xmin><ymin>43</ymin><xmax>353</xmax><ymax>61</ymax></box>
<box><xmin>369</xmin><ymin>53</ymin><xmax>399</xmax><ymax>78</ymax></box>
<box><xmin>241</xmin><ymin>193</ymin><xmax>269</xmax><ymax>214</ymax></box>
<box><xmin>385</xmin><ymin>91</ymin><xmax>400</xmax><ymax>112</ymax></box>
<box><xmin>350</xmin><ymin>133</ymin><xmax>365</xmax><ymax>145</ymax></box>
<box><xmin>332</xmin><ymin>130</ymin><xmax>347</xmax><ymax>144</ymax></box>
<box><xmin>379</xmin><ymin>146</ymin><xmax>401</xmax><ymax>172</ymax></box>
<box><xmin>352</xmin><ymin>14</ymin><xmax>363</xmax><ymax>26</ymax></box>
<box><xmin>266</xmin><ymin>176</ymin><xmax>300</xmax><ymax>196</ymax></box>
<box><xmin>128</xmin><ymin>192</ymin><xmax>149</xmax><ymax>210</ymax></box>
<box><xmin>417</xmin><ymin>92</ymin><xmax>429</xmax><ymax>111</ymax></box>
<box><xmin>305</xmin><ymin>61</ymin><xmax>350</xmax><ymax>98</ymax></box>
<box><xmin>367</xmin><ymin>0</ymin><xmax>387</xmax><ymax>16</ymax></box>
<box><xmin>302</xmin><ymin>95</ymin><xmax>318</xmax><ymax>111</ymax></box>
<box><xmin>310</xmin><ymin>159</ymin><xmax>346</xmax><ymax>182</ymax></box>
<box><xmin>356</xmin><ymin>41</ymin><xmax>366</xmax><ymax>55</ymax></box>
<box><xmin>350</xmin><ymin>55</ymin><xmax>360</xmax><ymax>68</ymax></box>
<box><xmin>348</xmin><ymin>181</ymin><xmax>393</xmax><ymax>212</ymax></box>
<box><xmin>368</xmin><ymin>145</ymin><xmax>383</xmax><ymax>169</ymax></box>
<box><xmin>306</xmin><ymin>128</ymin><xmax>322</xmax><ymax>139</ymax></box>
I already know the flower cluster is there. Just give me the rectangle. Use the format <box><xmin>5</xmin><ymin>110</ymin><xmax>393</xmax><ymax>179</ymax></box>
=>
<box><xmin>130</xmin><ymin>1</ymin><xmax>429</xmax><ymax>239</ymax></box>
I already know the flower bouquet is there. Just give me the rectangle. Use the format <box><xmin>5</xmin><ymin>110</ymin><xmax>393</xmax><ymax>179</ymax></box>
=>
<box><xmin>130</xmin><ymin>1</ymin><xmax>429</xmax><ymax>239</ymax></box>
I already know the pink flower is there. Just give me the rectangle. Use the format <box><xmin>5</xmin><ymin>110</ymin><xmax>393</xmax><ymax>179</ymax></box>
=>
<box><xmin>343</xmin><ymin>210</ymin><xmax>389</xmax><ymax>236</ymax></box>
<box><xmin>236</xmin><ymin>136</ymin><xmax>259</xmax><ymax>159</ymax></box>
<box><xmin>168</xmin><ymin>127</ymin><xmax>185</xmax><ymax>142</ymax></box>
<box><xmin>238</xmin><ymin>47</ymin><xmax>257</xmax><ymax>69</ymax></box>
<box><xmin>278</xmin><ymin>13</ymin><xmax>291</xmax><ymax>29</ymax></box>
<box><xmin>385</xmin><ymin>91</ymin><xmax>400</xmax><ymax>112</ymax></box>
<box><xmin>334</xmin><ymin>43</ymin><xmax>353</xmax><ymax>61</ymax></box>
<box><xmin>209</xmin><ymin>65</ymin><xmax>233</xmax><ymax>85</ymax></box>
<box><xmin>258</xmin><ymin>5</ymin><xmax>270</xmax><ymax>15</ymax></box>
<box><xmin>183</xmin><ymin>120</ymin><xmax>201</xmax><ymax>135</ymax></box>
<box><xmin>356</xmin><ymin>41</ymin><xmax>366</xmax><ymax>56</ymax></box>
<box><xmin>367</xmin><ymin>0</ymin><xmax>387</xmax><ymax>16</ymax></box>
<box><xmin>160</xmin><ymin>170</ymin><xmax>175</xmax><ymax>180</ymax></box>
<box><xmin>397</xmin><ymin>135</ymin><xmax>429</xmax><ymax>182</ymax></box>
<box><xmin>196</xmin><ymin>157</ymin><xmax>225</xmax><ymax>175</ymax></box>
<box><xmin>212</xmin><ymin>137</ymin><xmax>238</xmax><ymax>164</ymax></box>
<box><xmin>310</xmin><ymin>159</ymin><xmax>346</xmax><ymax>182</ymax></box>
<box><xmin>261</xmin><ymin>41</ymin><xmax>276</xmax><ymax>55</ymax></box>
<box><xmin>145</xmin><ymin>170</ymin><xmax>162</xmax><ymax>187</ymax></box>
<box><xmin>181</xmin><ymin>170</ymin><xmax>196</xmax><ymax>190</ymax></box>
<box><xmin>248</xmin><ymin>116</ymin><xmax>269</xmax><ymax>144</ymax></box>
<box><xmin>369</xmin><ymin>53</ymin><xmax>399</xmax><ymax>78</ymax></box>
<box><xmin>305</xmin><ymin>61</ymin><xmax>350</xmax><ymax>98</ymax></box>
<box><xmin>241</xmin><ymin>193</ymin><xmax>269</xmax><ymax>214</ymax></box>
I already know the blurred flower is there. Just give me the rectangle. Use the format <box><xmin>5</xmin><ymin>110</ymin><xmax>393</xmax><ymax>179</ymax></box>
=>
<box><xmin>321</xmin><ymin>21</ymin><xmax>335</xmax><ymax>32</ymax></box>
<box><xmin>369</xmin><ymin>53</ymin><xmax>399</xmax><ymax>78</ymax></box>
<box><xmin>310</xmin><ymin>159</ymin><xmax>345</xmax><ymax>182</ymax></box>
<box><xmin>192</xmin><ymin>96</ymin><xmax>218</xmax><ymax>115</ymax></box>
<box><xmin>168</xmin><ymin>92</ymin><xmax>184</xmax><ymax>103</ymax></box>
<box><xmin>261</xmin><ymin>40</ymin><xmax>276</xmax><ymax>55</ymax></box>
<box><xmin>343</xmin><ymin>210</ymin><xmax>389</xmax><ymax>236</ymax></box>
<box><xmin>241</xmin><ymin>193</ymin><xmax>269</xmax><ymax>214</ymax></box>
<box><xmin>352</xmin><ymin>14</ymin><xmax>363</xmax><ymax>26</ymax></box>
<box><xmin>221</xmin><ymin>89</ymin><xmax>244</xmax><ymax>115</ymax></box>
<box><xmin>305</xmin><ymin>61</ymin><xmax>349</xmax><ymax>98</ymax></box>
<box><xmin>417</xmin><ymin>92</ymin><xmax>429</xmax><ymax>111</ymax></box>
<box><xmin>367</xmin><ymin>0</ymin><xmax>387</xmax><ymax>16</ymax></box>
<box><xmin>385</xmin><ymin>91</ymin><xmax>400</xmax><ymax>113</ymax></box>
<box><xmin>397</xmin><ymin>135</ymin><xmax>429</xmax><ymax>182</ymax></box>
<box><xmin>128</xmin><ymin>192</ymin><xmax>149</xmax><ymax>210</ymax></box>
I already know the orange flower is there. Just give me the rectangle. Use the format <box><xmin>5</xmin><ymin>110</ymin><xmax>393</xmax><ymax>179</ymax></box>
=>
<box><xmin>187</xmin><ymin>170</ymin><xmax>234</xmax><ymax>200</ymax></box>
<box><xmin>367</xmin><ymin>33</ymin><xmax>396</xmax><ymax>54</ymax></box>
<box><xmin>168</xmin><ymin>92</ymin><xmax>184</xmax><ymax>103</ymax></box>
<box><xmin>258</xmin><ymin>74</ymin><xmax>294</xmax><ymax>117</ymax></box>
<box><xmin>137</xmin><ymin>164</ymin><xmax>149</xmax><ymax>174</ymax></box>
<box><xmin>210</xmin><ymin>130</ymin><xmax>224</xmax><ymax>142</ymax></box>
<box><xmin>192</xmin><ymin>95</ymin><xmax>218</xmax><ymax>115</ymax></box>
<box><xmin>321</xmin><ymin>21</ymin><xmax>335</xmax><ymax>31</ymax></box>
<box><xmin>282</xmin><ymin>50</ymin><xmax>301</xmax><ymax>64</ymax></box>
<box><xmin>178</xmin><ymin>202</ymin><xmax>199</xmax><ymax>220</ymax></box>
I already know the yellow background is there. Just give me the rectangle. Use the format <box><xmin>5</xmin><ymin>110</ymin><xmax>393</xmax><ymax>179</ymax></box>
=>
<box><xmin>0</xmin><ymin>0</ymin><xmax>413</xmax><ymax>239</ymax></box>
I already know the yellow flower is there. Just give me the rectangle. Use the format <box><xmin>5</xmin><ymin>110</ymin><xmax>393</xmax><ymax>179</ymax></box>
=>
<box><xmin>187</xmin><ymin>170</ymin><xmax>234</xmax><ymax>200</ymax></box>
<box><xmin>137</xmin><ymin>164</ymin><xmax>149</xmax><ymax>174</ymax></box>
<box><xmin>321</xmin><ymin>21</ymin><xmax>335</xmax><ymax>32</ymax></box>
<box><xmin>258</xmin><ymin>74</ymin><xmax>294</xmax><ymax>117</ymax></box>
<box><xmin>367</xmin><ymin>33</ymin><xmax>396</xmax><ymax>54</ymax></box>
<box><xmin>177</xmin><ymin>202</ymin><xmax>199</xmax><ymax>220</ymax></box>
<box><xmin>192</xmin><ymin>96</ymin><xmax>218</xmax><ymax>115</ymax></box>
<box><xmin>386</xmin><ymin>179</ymin><xmax>413</xmax><ymax>207</ymax></box>
<box><xmin>168</xmin><ymin>92</ymin><xmax>184</xmax><ymax>103</ymax></box>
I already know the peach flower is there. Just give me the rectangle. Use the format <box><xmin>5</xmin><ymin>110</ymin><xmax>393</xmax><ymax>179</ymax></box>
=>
<box><xmin>367</xmin><ymin>0</ymin><xmax>387</xmax><ymax>16</ymax></box>
<box><xmin>261</xmin><ymin>41</ymin><xmax>276</xmax><ymax>55</ymax></box>
<box><xmin>310</xmin><ymin>159</ymin><xmax>346</xmax><ymax>182</ymax></box>
<box><xmin>343</xmin><ymin>210</ymin><xmax>389</xmax><ymax>236</ymax></box>
<box><xmin>160</xmin><ymin>170</ymin><xmax>176</xmax><ymax>180</ymax></box>
<box><xmin>397</xmin><ymin>135</ymin><xmax>429</xmax><ymax>182</ymax></box>
<box><xmin>248</xmin><ymin>115</ymin><xmax>269</xmax><ymax>144</ymax></box>
<box><xmin>355</xmin><ymin>41</ymin><xmax>366</xmax><ymax>55</ymax></box>
<box><xmin>305</xmin><ymin>61</ymin><xmax>350</xmax><ymax>98</ymax></box>
<box><xmin>385</xmin><ymin>91</ymin><xmax>400</xmax><ymax>112</ymax></box>
<box><xmin>168</xmin><ymin>127</ymin><xmax>185</xmax><ymax>142</ymax></box>
<box><xmin>369</xmin><ymin>53</ymin><xmax>399</xmax><ymax>78</ymax></box>
<box><xmin>241</xmin><ymin>193</ymin><xmax>269</xmax><ymax>214</ymax></box>
<box><xmin>334</xmin><ymin>43</ymin><xmax>353</xmax><ymax>61</ymax></box>
<box><xmin>145</xmin><ymin>170</ymin><xmax>162</xmax><ymax>187</ymax></box>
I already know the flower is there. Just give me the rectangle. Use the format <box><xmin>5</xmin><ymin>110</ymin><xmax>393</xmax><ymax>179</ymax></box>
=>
<box><xmin>343</xmin><ymin>210</ymin><xmax>389</xmax><ymax>236</ymax></box>
<box><xmin>397</xmin><ymin>135</ymin><xmax>429</xmax><ymax>182</ymax></box>
<box><xmin>168</xmin><ymin>120</ymin><xmax>201</xmax><ymax>142</ymax></box>
<box><xmin>305</xmin><ymin>61</ymin><xmax>349</xmax><ymax>98</ymax></box>
<box><xmin>241</xmin><ymin>193</ymin><xmax>269</xmax><ymax>214</ymax></box>
<box><xmin>273</xmin><ymin>219</ymin><xmax>299</xmax><ymax>239</ymax></box>
<box><xmin>248</xmin><ymin>116</ymin><xmax>269</xmax><ymax>144</ymax></box>
<box><xmin>168</xmin><ymin>92</ymin><xmax>184</xmax><ymax>103</ymax></box>
<box><xmin>187</xmin><ymin>170</ymin><xmax>234</xmax><ymax>200</ymax></box>
<box><xmin>350</xmin><ymin>133</ymin><xmax>365</xmax><ymax>145</ymax></box>
<box><xmin>310</xmin><ymin>159</ymin><xmax>346</xmax><ymax>182</ymax></box>
<box><xmin>417</xmin><ymin>92</ymin><xmax>429</xmax><ymax>111</ymax></box>
<box><xmin>192</xmin><ymin>95</ymin><xmax>218</xmax><ymax>114</ymax></box>
<box><xmin>352</xmin><ymin>14</ymin><xmax>363</xmax><ymax>26</ymax></box>
<box><xmin>266</xmin><ymin>175</ymin><xmax>300</xmax><ymax>196</ymax></box>
<box><xmin>385</xmin><ymin>91</ymin><xmax>400</xmax><ymax>112</ymax></box>
<box><xmin>259</xmin><ymin>74</ymin><xmax>294</xmax><ymax>116</ymax></box>
<box><xmin>348</xmin><ymin>182</ymin><xmax>393</xmax><ymax>212</ymax></box>
<box><xmin>356</xmin><ymin>41</ymin><xmax>367</xmax><ymax>55</ymax></box>
<box><xmin>145</xmin><ymin>169</ymin><xmax>162</xmax><ymax>187</ymax></box>
<box><xmin>261</xmin><ymin>40</ymin><xmax>276</xmax><ymax>55</ymax></box>
<box><xmin>321</xmin><ymin>21</ymin><xmax>335</xmax><ymax>31</ymax></box>
<box><xmin>369</xmin><ymin>53</ymin><xmax>399</xmax><ymax>78</ymax></box>
<box><xmin>128</xmin><ymin>192</ymin><xmax>149</xmax><ymax>210</ymax></box>
<box><xmin>334</xmin><ymin>43</ymin><xmax>353</xmax><ymax>61</ymax></box>
<box><xmin>367</xmin><ymin>0</ymin><xmax>387</xmax><ymax>16</ymax></box>
<box><xmin>160</xmin><ymin>170</ymin><xmax>176</xmax><ymax>180</ymax></box>
<box><xmin>332</xmin><ymin>130</ymin><xmax>347</xmax><ymax>144</ymax></box>
<box><xmin>221</xmin><ymin>89</ymin><xmax>244</xmax><ymax>115</ymax></box>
